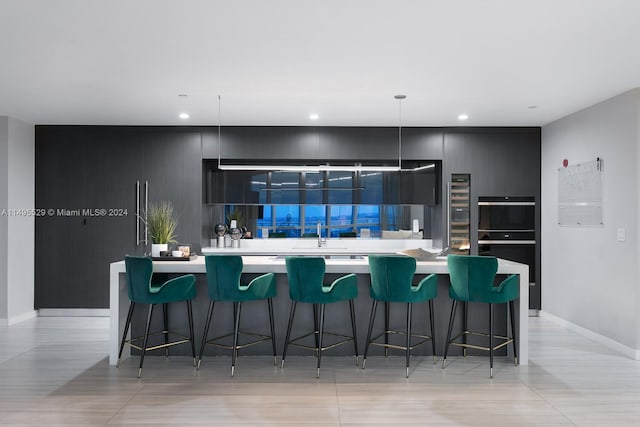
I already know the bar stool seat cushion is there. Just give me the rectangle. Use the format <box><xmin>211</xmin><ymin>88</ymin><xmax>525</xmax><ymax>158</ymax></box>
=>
<box><xmin>126</xmin><ymin>257</ymin><xmax>196</xmax><ymax>304</ymax></box>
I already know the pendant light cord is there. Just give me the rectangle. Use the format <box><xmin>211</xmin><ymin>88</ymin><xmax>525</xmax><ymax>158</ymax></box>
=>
<box><xmin>395</xmin><ymin>94</ymin><xmax>406</xmax><ymax>170</ymax></box>
<box><xmin>217</xmin><ymin>95</ymin><xmax>222</xmax><ymax>169</ymax></box>
<box><xmin>398</xmin><ymin>97</ymin><xmax>402</xmax><ymax>170</ymax></box>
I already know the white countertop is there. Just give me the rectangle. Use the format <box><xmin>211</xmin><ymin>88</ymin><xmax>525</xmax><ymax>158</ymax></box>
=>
<box><xmin>202</xmin><ymin>237</ymin><xmax>438</xmax><ymax>256</ymax></box>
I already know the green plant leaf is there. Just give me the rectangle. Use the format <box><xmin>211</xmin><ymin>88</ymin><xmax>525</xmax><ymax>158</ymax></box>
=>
<box><xmin>143</xmin><ymin>201</ymin><xmax>178</xmax><ymax>244</ymax></box>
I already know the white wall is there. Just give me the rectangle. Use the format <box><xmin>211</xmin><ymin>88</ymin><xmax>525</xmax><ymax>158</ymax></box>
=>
<box><xmin>541</xmin><ymin>89</ymin><xmax>640</xmax><ymax>350</ymax></box>
<box><xmin>0</xmin><ymin>116</ymin><xmax>35</xmax><ymax>325</ymax></box>
<box><xmin>0</xmin><ymin>117</ymin><xmax>8</xmax><ymax>320</ymax></box>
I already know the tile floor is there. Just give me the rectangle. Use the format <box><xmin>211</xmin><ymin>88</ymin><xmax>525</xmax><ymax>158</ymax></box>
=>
<box><xmin>1</xmin><ymin>315</ymin><xmax>639</xmax><ymax>425</ymax></box>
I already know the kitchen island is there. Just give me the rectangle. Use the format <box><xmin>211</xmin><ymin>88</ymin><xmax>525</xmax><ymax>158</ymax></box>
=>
<box><xmin>110</xmin><ymin>254</ymin><xmax>529</xmax><ymax>365</ymax></box>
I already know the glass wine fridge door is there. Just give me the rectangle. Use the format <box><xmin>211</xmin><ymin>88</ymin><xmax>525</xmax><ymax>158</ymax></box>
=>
<box><xmin>448</xmin><ymin>174</ymin><xmax>470</xmax><ymax>254</ymax></box>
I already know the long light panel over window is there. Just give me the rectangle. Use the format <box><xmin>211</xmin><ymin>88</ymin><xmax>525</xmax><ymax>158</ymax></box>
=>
<box><xmin>217</xmin><ymin>164</ymin><xmax>401</xmax><ymax>172</ymax></box>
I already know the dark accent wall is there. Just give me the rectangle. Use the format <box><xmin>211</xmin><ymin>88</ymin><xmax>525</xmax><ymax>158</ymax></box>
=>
<box><xmin>35</xmin><ymin>126</ymin><xmax>202</xmax><ymax>309</ymax></box>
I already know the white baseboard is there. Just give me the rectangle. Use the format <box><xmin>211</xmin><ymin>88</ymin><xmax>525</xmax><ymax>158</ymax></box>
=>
<box><xmin>0</xmin><ymin>310</ymin><xmax>38</xmax><ymax>326</ymax></box>
<box><xmin>38</xmin><ymin>308</ymin><xmax>109</xmax><ymax>317</ymax></box>
<box><xmin>540</xmin><ymin>311</ymin><xmax>640</xmax><ymax>360</ymax></box>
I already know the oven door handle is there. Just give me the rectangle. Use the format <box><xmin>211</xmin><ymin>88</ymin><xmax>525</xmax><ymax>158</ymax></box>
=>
<box><xmin>478</xmin><ymin>201</ymin><xmax>535</xmax><ymax>206</ymax></box>
<box><xmin>478</xmin><ymin>240</ymin><xmax>536</xmax><ymax>245</ymax></box>
<box><xmin>446</xmin><ymin>181</ymin><xmax>451</xmax><ymax>248</ymax></box>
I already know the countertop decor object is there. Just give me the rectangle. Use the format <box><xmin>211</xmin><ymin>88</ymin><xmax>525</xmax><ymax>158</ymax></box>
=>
<box><xmin>144</xmin><ymin>201</ymin><xmax>178</xmax><ymax>257</ymax></box>
<box><xmin>214</xmin><ymin>223</ymin><xmax>227</xmax><ymax>248</ymax></box>
<box><xmin>229</xmin><ymin>227</ymin><xmax>242</xmax><ymax>248</ymax></box>
<box><xmin>151</xmin><ymin>254</ymin><xmax>198</xmax><ymax>261</ymax></box>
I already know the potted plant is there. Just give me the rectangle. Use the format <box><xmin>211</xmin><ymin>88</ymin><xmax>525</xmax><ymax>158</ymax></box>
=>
<box><xmin>145</xmin><ymin>201</ymin><xmax>178</xmax><ymax>256</ymax></box>
<box><xmin>226</xmin><ymin>207</ymin><xmax>243</xmax><ymax>228</ymax></box>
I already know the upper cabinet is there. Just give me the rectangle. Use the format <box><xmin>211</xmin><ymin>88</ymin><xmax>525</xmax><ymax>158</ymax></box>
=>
<box><xmin>203</xmin><ymin>126</ymin><xmax>444</xmax><ymax>206</ymax></box>
<box><xmin>442</xmin><ymin>127</ymin><xmax>541</xmax><ymax>197</ymax></box>
<box><xmin>441</xmin><ymin>126</ymin><xmax>541</xmax><ymax>257</ymax></box>
<box><xmin>204</xmin><ymin>162</ymin><xmax>441</xmax><ymax>206</ymax></box>
<box><xmin>203</xmin><ymin>126</ymin><xmax>444</xmax><ymax>162</ymax></box>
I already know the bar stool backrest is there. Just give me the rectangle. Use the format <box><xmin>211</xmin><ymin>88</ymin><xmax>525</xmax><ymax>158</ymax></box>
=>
<box><xmin>447</xmin><ymin>254</ymin><xmax>498</xmax><ymax>302</ymax></box>
<box><xmin>367</xmin><ymin>255</ymin><xmax>417</xmax><ymax>302</ymax></box>
<box><xmin>285</xmin><ymin>257</ymin><xmax>327</xmax><ymax>303</ymax></box>
<box><xmin>125</xmin><ymin>256</ymin><xmax>154</xmax><ymax>303</ymax></box>
<box><xmin>204</xmin><ymin>255</ymin><xmax>244</xmax><ymax>300</ymax></box>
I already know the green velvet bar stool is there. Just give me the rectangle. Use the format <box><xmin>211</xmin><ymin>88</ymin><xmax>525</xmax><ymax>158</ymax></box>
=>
<box><xmin>363</xmin><ymin>254</ymin><xmax>438</xmax><ymax>378</ymax></box>
<box><xmin>282</xmin><ymin>256</ymin><xmax>359</xmax><ymax>378</ymax></box>
<box><xmin>442</xmin><ymin>254</ymin><xmax>519</xmax><ymax>378</ymax></box>
<box><xmin>118</xmin><ymin>256</ymin><xmax>197</xmax><ymax>378</ymax></box>
<box><xmin>198</xmin><ymin>255</ymin><xmax>277</xmax><ymax>376</ymax></box>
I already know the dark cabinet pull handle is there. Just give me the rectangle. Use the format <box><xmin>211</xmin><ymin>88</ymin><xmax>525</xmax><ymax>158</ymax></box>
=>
<box><xmin>136</xmin><ymin>180</ymin><xmax>140</xmax><ymax>245</ymax></box>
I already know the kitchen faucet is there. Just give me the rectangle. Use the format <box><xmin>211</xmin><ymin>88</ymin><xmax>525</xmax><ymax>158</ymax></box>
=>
<box><xmin>317</xmin><ymin>222</ymin><xmax>326</xmax><ymax>247</ymax></box>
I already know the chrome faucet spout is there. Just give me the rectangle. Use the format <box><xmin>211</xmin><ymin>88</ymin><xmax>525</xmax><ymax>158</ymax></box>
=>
<box><xmin>317</xmin><ymin>222</ymin><xmax>325</xmax><ymax>247</ymax></box>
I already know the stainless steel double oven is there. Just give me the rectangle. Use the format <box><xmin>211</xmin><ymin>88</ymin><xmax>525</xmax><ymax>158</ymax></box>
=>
<box><xmin>477</xmin><ymin>196</ymin><xmax>539</xmax><ymax>310</ymax></box>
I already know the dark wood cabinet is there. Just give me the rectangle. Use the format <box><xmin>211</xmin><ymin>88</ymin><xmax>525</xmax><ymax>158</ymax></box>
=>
<box><xmin>204</xmin><ymin>166</ymin><xmax>440</xmax><ymax>206</ymax></box>
<box><xmin>35</xmin><ymin>127</ymin><xmax>202</xmax><ymax>309</ymax></box>
<box><xmin>35</xmin><ymin>124</ymin><xmax>540</xmax><ymax>310</ymax></box>
<box><xmin>203</xmin><ymin>126</ymin><xmax>444</xmax><ymax>162</ymax></box>
<box><xmin>442</xmin><ymin>127</ymin><xmax>541</xmax><ymax>309</ymax></box>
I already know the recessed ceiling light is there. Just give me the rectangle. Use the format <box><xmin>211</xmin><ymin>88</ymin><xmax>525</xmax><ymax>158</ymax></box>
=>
<box><xmin>179</xmin><ymin>113</ymin><xmax>190</xmax><ymax>119</ymax></box>
<box><xmin>309</xmin><ymin>113</ymin><xmax>319</xmax><ymax>120</ymax></box>
<box><xmin>458</xmin><ymin>114</ymin><xmax>469</xmax><ymax>121</ymax></box>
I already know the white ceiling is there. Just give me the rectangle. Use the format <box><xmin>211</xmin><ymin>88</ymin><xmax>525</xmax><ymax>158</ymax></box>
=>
<box><xmin>1</xmin><ymin>0</ymin><xmax>639</xmax><ymax>127</ymax></box>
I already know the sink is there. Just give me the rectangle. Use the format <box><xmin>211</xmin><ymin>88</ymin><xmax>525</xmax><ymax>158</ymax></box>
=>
<box><xmin>291</xmin><ymin>246</ymin><xmax>349</xmax><ymax>251</ymax></box>
<box><xmin>272</xmin><ymin>255</ymin><xmax>365</xmax><ymax>260</ymax></box>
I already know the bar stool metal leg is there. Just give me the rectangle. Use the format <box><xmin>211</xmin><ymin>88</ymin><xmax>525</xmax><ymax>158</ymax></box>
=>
<box><xmin>489</xmin><ymin>303</ymin><xmax>494</xmax><ymax>378</ymax></box>
<box><xmin>384</xmin><ymin>302</ymin><xmax>390</xmax><ymax>357</ymax></box>
<box><xmin>281</xmin><ymin>301</ymin><xmax>297</xmax><ymax>368</ymax></box>
<box><xmin>362</xmin><ymin>299</ymin><xmax>378</xmax><ymax>369</ymax></box>
<box><xmin>429</xmin><ymin>299</ymin><xmax>437</xmax><ymax>363</ymax></box>
<box><xmin>312</xmin><ymin>303</ymin><xmax>319</xmax><ymax>353</ymax></box>
<box><xmin>231</xmin><ymin>301</ymin><xmax>242</xmax><ymax>377</ymax></box>
<box><xmin>406</xmin><ymin>303</ymin><xmax>412</xmax><ymax>378</ymax></box>
<box><xmin>197</xmin><ymin>300</ymin><xmax>215</xmax><ymax>370</ymax></box>
<box><xmin>509</xmin><ymin>300</ymin><xmax>518</xmax><ymax>365</ymax></box>
<box><xmin>163</xmin><ymin>303</ymin><xmax>169</xmax><ymax>358</ymax></box>
<box><xmin>138</xmin><ymin>303</ymin><xmax>155</xmax><ymax>378</ymax></box>
<box><xmin>442</xmin><ymin>300</ymin><xmax>458</xmax><ymax>369</ymax></box>
<box><xmin>463</xmin><ymin>301</ymin><xmax>468</xmax><ymax>357</ymax></box>
<box><xmin>316</xmin><ymin>304</ymin><xmax>326</xmax><ymax>378</ymax></box>
<box><xmin>117</xmin><ymin>302</ymin><xmax>136</xmax><ymax>366</ymax></box>
<box><xmin>349</xmin><ymin>299</ymin><xmax>359</xmax><ymax>366</ymax></box>
<box><xmin>186</xmin><ymin>300</ymin><xmax>196</xmax><ymax>366</ymax></box>
<box><xmin>267</xmin><ymin>298</ymin><xmax>277</xmax><ymax>366</ymax></box>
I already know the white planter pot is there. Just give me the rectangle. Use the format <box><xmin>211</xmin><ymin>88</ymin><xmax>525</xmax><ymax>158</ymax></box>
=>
<box><xmin>151</xmin><ymin>243</ymin><xmax>168</xmax><ymax>257</ymax></box>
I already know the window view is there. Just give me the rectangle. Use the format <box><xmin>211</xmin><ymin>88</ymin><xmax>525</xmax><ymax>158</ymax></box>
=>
<box><xmin>254</xmin><ymin>204</ymin><xmax>381</xmax><ymax>238</ymax></box>
<box><xmin>214</xmin><ymin>163</ymin><xmax>437</xmax><ymax>239</ymax></box>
